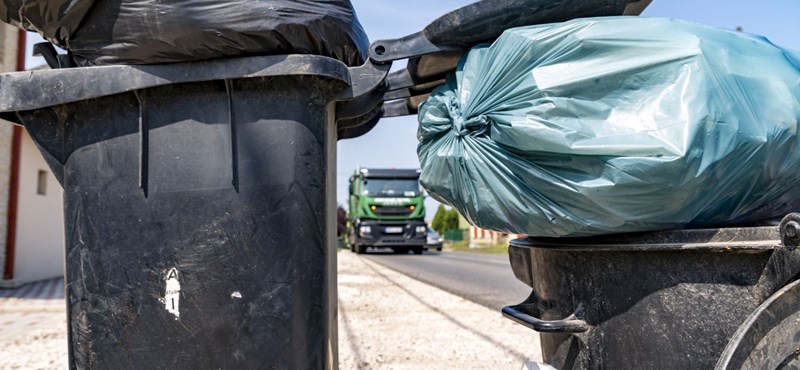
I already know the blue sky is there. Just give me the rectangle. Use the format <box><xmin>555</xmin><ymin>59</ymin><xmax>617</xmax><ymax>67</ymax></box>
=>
<box><xmin>23</xmin><ymin>1</ymin><xmax>800</xmax><ymax>221</ymax></box>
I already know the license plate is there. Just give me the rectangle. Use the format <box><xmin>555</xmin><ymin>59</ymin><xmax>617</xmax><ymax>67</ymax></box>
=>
<box><xmin>384</xmin><ymin>227</ymin><xmax>403</xmax><ymax>234</ymax></box>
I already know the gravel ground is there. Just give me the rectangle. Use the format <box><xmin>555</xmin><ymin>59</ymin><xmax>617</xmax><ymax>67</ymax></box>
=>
<box><xmin>0</xmin><ymin>310</ymin><xmax>68</xmax><ymax>370</ymax></box>
<box><xmin>338</xmin><ymin>250</ymin><xmax>542</xmax><ymax>369</ymax></box>
<box><xmin>0</xmin><ymin>251</ymin><xmax>542</xmax><ymax>369</ymax></box>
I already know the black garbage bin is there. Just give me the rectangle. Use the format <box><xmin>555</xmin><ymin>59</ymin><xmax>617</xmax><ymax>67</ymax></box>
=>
<box><xmin>0</xmin><ymin>54</ymin><xmax>387</xmax><ymax>369</ymax></box>
<box><xmin>503</xmin><ymin>214</ymin><xmax>800</xmax><ymax>369</ymax></box>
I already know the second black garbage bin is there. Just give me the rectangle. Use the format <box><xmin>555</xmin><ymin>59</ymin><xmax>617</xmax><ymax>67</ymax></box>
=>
<box><xmin>504</xmin><ymin>216</ymin><xmax>800</xmax><ymax>369</ymax></box>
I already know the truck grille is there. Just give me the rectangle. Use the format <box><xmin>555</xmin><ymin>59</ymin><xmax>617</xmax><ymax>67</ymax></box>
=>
<box><xmin>381</xmin><ymin>238</ymin><xmax>408</xmax><ymax>244</ymax></box>
<box><xmin>372</xmin><ymin>205</ymin><xmax>413</xmax><ymax>216</ymax></box>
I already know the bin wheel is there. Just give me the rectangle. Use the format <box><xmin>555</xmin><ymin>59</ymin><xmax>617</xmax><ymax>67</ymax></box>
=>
<box><xmin>413</xmin><ymin>247</ymin><xmax>423</xmax><ymax>255</ymax></box>
<box><xmin>716</xmin><ymin>278</ymin><xmax>800</xmax><ymax>369</ymax></box>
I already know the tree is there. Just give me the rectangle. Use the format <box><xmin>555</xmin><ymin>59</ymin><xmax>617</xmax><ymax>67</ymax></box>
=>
<box><xmin>431</xmin><ymin>205</ymin><xmax>448</xmax><ymax>234</ymax></box>
<box><xmin>432</xmin><ymin>205</ymin><xmax>461</xmax><ymax>234</ymax></box>
<box><xmin>443</xmin><ymin>209</ymin><xmax>460</xmax><ymax>232</ymax></box>
<box><xmin>337</xmin><ymin>205</ymin><xmax>347</xmax><ymax>236</ymax></box>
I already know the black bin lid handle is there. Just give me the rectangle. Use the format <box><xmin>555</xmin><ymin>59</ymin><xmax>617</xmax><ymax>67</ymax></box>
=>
<box><xmin>369</xmin><ymin>0</ymin><xmax>653</xmax><ymax>63</ymax></box>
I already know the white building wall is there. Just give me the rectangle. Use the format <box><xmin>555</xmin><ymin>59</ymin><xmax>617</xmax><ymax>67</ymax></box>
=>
<box><xmin>12</xmin><ymin>130</ymin><xmax>65</xmax><ymax>283</ymax></box>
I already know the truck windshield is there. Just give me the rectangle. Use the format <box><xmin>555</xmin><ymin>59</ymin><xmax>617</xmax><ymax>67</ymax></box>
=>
<box><xmin>363</xmin><ymin>178</ymin><xmax>420</xmax><ymax>197</ymax></box>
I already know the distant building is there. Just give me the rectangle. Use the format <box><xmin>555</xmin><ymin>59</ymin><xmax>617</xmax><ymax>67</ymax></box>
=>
<box><xmin>469</xmin><ymin>226</ymin><xmax>526</xmax><ymax>246</ymax></box>
<box><xmin>0</xmin><ymin>26</ymin><xmax>64</xmax><ymax>287</ymax></box>
<box><xmin>456</xmin><ymin>212</ymin><xmax>523</xmax><ymax>246</ymax></box>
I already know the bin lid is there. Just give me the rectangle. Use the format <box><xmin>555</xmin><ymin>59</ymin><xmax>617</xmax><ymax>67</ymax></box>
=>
<box><xmin>0</xmin><ymin>55</ymin><xmax>353</xmax><ymax>117</ymax></box>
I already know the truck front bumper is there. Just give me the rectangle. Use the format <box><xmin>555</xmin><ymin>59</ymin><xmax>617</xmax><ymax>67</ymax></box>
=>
<box><xmin>355</xmin><ymin>220</ymin><xmax>427</xmax><ymax>247</ymax></box>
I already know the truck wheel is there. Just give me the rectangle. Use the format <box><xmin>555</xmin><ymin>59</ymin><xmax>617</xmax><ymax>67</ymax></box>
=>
<box><xmin>393</xmin><ymin>247</ymin><xmax>407</xmax><ymax>254</ymax></box>
<box><xmin>356</xmin><ymin>245</ymin><xmax>367</xmax><ymax>254</ymax></box>
<box><xmin>413</xmin><ymin>246</ymin><xmax>424</xmax><ymax>255</ymax></box>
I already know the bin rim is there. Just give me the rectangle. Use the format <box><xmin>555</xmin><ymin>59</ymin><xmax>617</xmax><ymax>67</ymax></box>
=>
<box><xmin>511</xmin><ymin>225</ymin><xmax>783</xmax><ymax>252</ymax></box>
<box><xmin>0</xmin><ymin>54</ymin><xmax>355</xmax><ymax>113</ymax></box>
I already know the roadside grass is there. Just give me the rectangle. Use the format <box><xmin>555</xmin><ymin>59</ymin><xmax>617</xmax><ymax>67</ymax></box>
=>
<box><xmin>446</xmin><ymin>240</ymin><xmax>508</xmax><ymax>254</ymax></box>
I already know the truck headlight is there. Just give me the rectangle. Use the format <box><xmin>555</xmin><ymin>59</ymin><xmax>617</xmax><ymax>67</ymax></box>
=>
<box><xmin>359</xmin><ymin>226</ymin><xmax>371</xmax><ymax>237</ymax></box>
<box><xmin>416</xmin><ymin>226</ymin><xmax>427</xmax><ymax>234</ymax></box>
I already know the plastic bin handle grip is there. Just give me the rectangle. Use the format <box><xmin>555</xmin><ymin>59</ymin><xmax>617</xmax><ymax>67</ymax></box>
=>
<box><xmin>502</xmin><ymin>304</ymin><xmax>590</xmax><ymax>333</ymax></box>
<box><xmin>369</xmin><ymin>0</ymin><xmax>652</xmax><ymax>63</ymax></box>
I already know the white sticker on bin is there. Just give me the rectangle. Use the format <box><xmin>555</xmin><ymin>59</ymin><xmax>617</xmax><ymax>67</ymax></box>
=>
<box><xmin>163</xmin><ymin>268</ymin><xmax>181</xmax><ymax>319</ymax></box>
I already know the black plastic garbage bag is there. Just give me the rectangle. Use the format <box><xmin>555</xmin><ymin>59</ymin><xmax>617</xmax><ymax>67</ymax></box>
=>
<box><xmin>0</xmin><ymin>0</ymin><xmax>368</xmax><ymax>66</ymax></box>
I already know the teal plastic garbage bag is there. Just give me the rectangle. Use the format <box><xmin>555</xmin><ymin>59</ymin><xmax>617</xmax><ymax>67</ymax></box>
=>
<box><xmin>417</xmin><ymin>17</ymin><xmax>800</xmax><ymax>238</ymax></box>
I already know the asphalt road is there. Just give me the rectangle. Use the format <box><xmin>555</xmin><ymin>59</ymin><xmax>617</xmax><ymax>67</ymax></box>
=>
<box><xmin>361</xmin><ymin>248</ymin><xmax>532</xmax><ymax>311</ymax></box>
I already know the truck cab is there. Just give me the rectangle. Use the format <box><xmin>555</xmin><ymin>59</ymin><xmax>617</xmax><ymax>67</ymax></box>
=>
<box><xmin>347</xmin><ymin>168</ymin><xmax>427</xmax><ymax>254</ymax></box>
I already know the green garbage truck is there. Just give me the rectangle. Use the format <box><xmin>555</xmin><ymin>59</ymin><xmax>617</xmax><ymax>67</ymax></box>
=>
<box><xmin>347</xmin><ymin>168</ymin><xmax>427</xmax><ymax>254</ymax></box>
